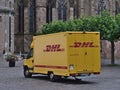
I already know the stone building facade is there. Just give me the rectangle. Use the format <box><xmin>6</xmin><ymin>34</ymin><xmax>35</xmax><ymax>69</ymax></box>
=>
<box><xmin>0</xmin><ymin>0</ymin><xmax>14</xmax><ymax>57</ymax></box>
<box><xmin>14</xmin><ymin>0</ymin><xmax>120</xmax><ymax>59</ymax></box>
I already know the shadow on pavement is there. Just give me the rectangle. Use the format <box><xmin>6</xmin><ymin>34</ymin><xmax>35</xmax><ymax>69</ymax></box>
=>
<box><xmin>31</xmin><ymin>75</ymin><xmax>97</xmax><ymax>85</ymax></box>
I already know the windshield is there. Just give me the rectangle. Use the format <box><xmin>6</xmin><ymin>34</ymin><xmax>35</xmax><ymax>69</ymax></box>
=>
<box><xmin>27</xmin><ymin>48</ymin><xmax>33</xmax><ymax>58</ymax></box>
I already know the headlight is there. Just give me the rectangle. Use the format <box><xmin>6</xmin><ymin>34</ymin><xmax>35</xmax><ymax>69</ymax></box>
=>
<box><xmin>69</xmin><ymin>64</ymin><xmax>74</xmax><ymax>70</ymax></box>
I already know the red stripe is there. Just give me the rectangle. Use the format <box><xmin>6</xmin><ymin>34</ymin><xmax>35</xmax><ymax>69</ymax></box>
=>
<box><xmin>35</xmin><ymin>65</ymin><xmax>67</xmax><ymax>69</ymax></box>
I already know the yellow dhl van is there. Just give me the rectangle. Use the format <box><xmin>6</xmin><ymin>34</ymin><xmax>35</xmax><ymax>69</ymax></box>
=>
<box><xmin>23</xmin><ymin>31</ymin><xmax>101</xmax><ymax>81</ymax></box>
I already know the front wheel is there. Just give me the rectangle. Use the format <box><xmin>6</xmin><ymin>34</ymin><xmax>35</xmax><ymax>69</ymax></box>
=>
<box><xmin>24</xmin><ymin>67</ymin><xmax>32</xmax><ymax>78</ymax></box>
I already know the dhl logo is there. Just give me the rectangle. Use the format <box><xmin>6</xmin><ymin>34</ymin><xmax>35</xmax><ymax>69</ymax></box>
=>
<box><xmin>43</xmin><ymin>44</ymin><xmax>65</xmax><ymax>52</ymax></box>
<box><xmin>70</xmin><ymin>42</ymin><xmax>98</xmax><ymax>48</ymax></box>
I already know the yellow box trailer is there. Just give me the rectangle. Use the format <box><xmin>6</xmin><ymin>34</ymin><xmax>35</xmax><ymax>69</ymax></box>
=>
<box><xmin>23</xmin><ymin>31</ymin><xmax>101</xmax><ymax>81</ymax></box>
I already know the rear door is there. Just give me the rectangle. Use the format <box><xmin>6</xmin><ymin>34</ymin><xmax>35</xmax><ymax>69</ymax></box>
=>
<box><xmin>75</xmin><ymin>33</ymin><xmax>100</xmax><ymax>72</ymax></box>
<box><xmin>68</xmin><ymin>33</ymin><xmax>85</xmax><ymax>72</ymax></box>
<box><xmin>68</xmin><ymin>32</ymin><xmax>100</xmax><ymax>73</ymax></box>
<box><xmin>84</xmin><ymin>33</ymin><xmax>100</xmax><ymax>72</ymax></box>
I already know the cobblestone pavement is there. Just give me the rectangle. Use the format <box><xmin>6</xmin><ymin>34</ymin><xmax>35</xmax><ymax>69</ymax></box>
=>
<box><xmin>0</xmin><ymin>58</ymin><xmax>120</xmax><ymax>90</ymax></box>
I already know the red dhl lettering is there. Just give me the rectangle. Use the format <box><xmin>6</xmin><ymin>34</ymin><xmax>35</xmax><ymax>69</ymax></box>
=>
<box><xmin>43</xmin><ymin>44</ymin><xmax>65</xmax><ymax>52</ymax></box>
<box><xmin>70</xmin><ymin>42</ymin><xmax>98</xmax><ymax>48</ymax></box>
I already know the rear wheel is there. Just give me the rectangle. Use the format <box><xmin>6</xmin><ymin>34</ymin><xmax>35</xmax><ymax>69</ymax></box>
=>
<box><xmin>24</xmin><ymin>67</ymin><xmax>32</xmax><ymax>78</ymax></box>
<box><xmin>49</xmin><ymin>73</ymin><xmax>55</xmax><ymax>81</ymax></box>
<box><xmin>75</xmin><ymin>78</ymin><xmax>82</xmax><ymax>81</ymax></box>
<box><xmin>49</xmin><ymin>72</ymin><xmax>61</xmax><ymax>82</ymax></box>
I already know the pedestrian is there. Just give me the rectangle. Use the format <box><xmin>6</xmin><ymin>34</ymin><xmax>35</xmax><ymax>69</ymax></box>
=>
<box><xmin>2</xmin><ymin>50</ymin><xmax>6</xmax><ymax>60</ymax></box>
<box><xmin>3</xmin><ymin>50</ymin><xmax>5</xmax><ymax>55</ymax></box>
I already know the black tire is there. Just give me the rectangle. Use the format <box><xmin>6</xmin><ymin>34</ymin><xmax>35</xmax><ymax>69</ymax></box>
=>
<box><xmin>49</xmin><ymin>73</ymin><xmax>56</xmax><ymax>82</ymax></box>
<box><xmin>24</xmin><ymin>67</ymin><xmax>32</xmax><ymax>78</ymax></box>
<box><xmin>75</xmin><ymin>78</ymin><xmax>82</xmax><ymax>81</ymax></box>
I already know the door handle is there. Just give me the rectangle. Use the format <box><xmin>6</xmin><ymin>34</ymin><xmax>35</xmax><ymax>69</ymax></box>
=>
<box><xmin>85</xmin><ymin>52</ymin><xmax>87</xmax><ymax>55</ymax></box>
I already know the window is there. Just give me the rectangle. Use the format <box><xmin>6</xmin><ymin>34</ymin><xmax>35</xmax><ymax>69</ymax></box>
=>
<box><xmin>98</xmin><ymin>0</ymin><xmax>106</xmax><ymax>14</ymax></box>
<box><xmin>69</xmin><ymin>0</ymin><xmax>79</xmax><ymax>18</ymax></box>
<box><xmin>73</xmin><ymin>0</ymin><xmax>79</xmax><ymax>18</ymax></box>
<box><xmin>46</xmin><ymin>0</ymin><xmax>56</xmax><ymax>23</ymax></box>
<box><xmin>29</xmin><ymin>0</ymin><xmax>36</xmax><ymax>33</ymax></box>
<box><xmin>27</xmin><ymin>48</ymin><xmax>33</xmax><ymax>58</ymax></box>
<box><xmin>58</xmin><ymin>0</ymin><xmax>67</xmax><ymax>21</ymax></box>
<box><xmin>115</xmin><ymin>1</ymin><xmax>120</xmax><ymax>15</ymax></box>
<box><xmin>19</xmin><ymin>5</ymin><xmax>24</xmax><ymax>33</ymax></box>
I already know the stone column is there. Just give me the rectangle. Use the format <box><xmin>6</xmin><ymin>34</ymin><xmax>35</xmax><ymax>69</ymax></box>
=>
<box><xmin>69</xmin><ymin>7</ymin><xmax>74</xmax><ymax>20</ymax></box>
<box><xmin>52</xmin><ymin>8</ymin><xmax>58</xmax><ymax>21</ymax></box>
<box><xmin>80</xmin><ymin>0</ymin><xmax>85</xmax><ymax>18</ymax></box>
<box><xmin>11</xmin><ymin>15</ymin><xmax>14</xmax><ymax>53</ymax></box>
<box><xmin>36</xmin><ymin>0</ymin><xmax>46</xmax><ymax>32</ymax></box>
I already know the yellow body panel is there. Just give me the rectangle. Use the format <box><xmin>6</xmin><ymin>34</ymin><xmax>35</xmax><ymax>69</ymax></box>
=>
<box><xmin>33</xmin><ymin>33</ymin><xmax>68</xmax><ymax>76</ymax></box>
<box><xmin>24</xmin><ymin>31</ymin><xmax>101</xmax><ymax>77</ymax></box>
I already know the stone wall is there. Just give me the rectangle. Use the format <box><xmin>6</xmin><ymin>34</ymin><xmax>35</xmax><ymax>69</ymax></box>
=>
<box><xmin>0</xmin><ymin>13</ymin><xmax>5</xmax><ymax>56</ymax></box>
<box><xmin>0</xmin><ymin>0</ymin><xmax>6</xmax><ymax>56</ymax></box>
<box><xmin>101</xmin><ymin>40</ymin><xmax>120</xmax><ymax>59</ymax></box>
<box><xmin>36</xmin><ymin>7</ymin><xmax>46</xmax><ymax>31</ymax></box>
<box><xmin>0</xmin><ymin>0</ymin><xmax>14</xmax><ymax>56</ymax></box>
<box><xmin>14</xmin><ymin>0</ymin><xmax>120</xmax><ymax>59</ymax></box>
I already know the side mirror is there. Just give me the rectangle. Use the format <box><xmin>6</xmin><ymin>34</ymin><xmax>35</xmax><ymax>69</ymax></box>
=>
<box><xmin>21</xmin><ymin>54</ymin><xmax>27</xmax><ymax>59</ymax></box>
